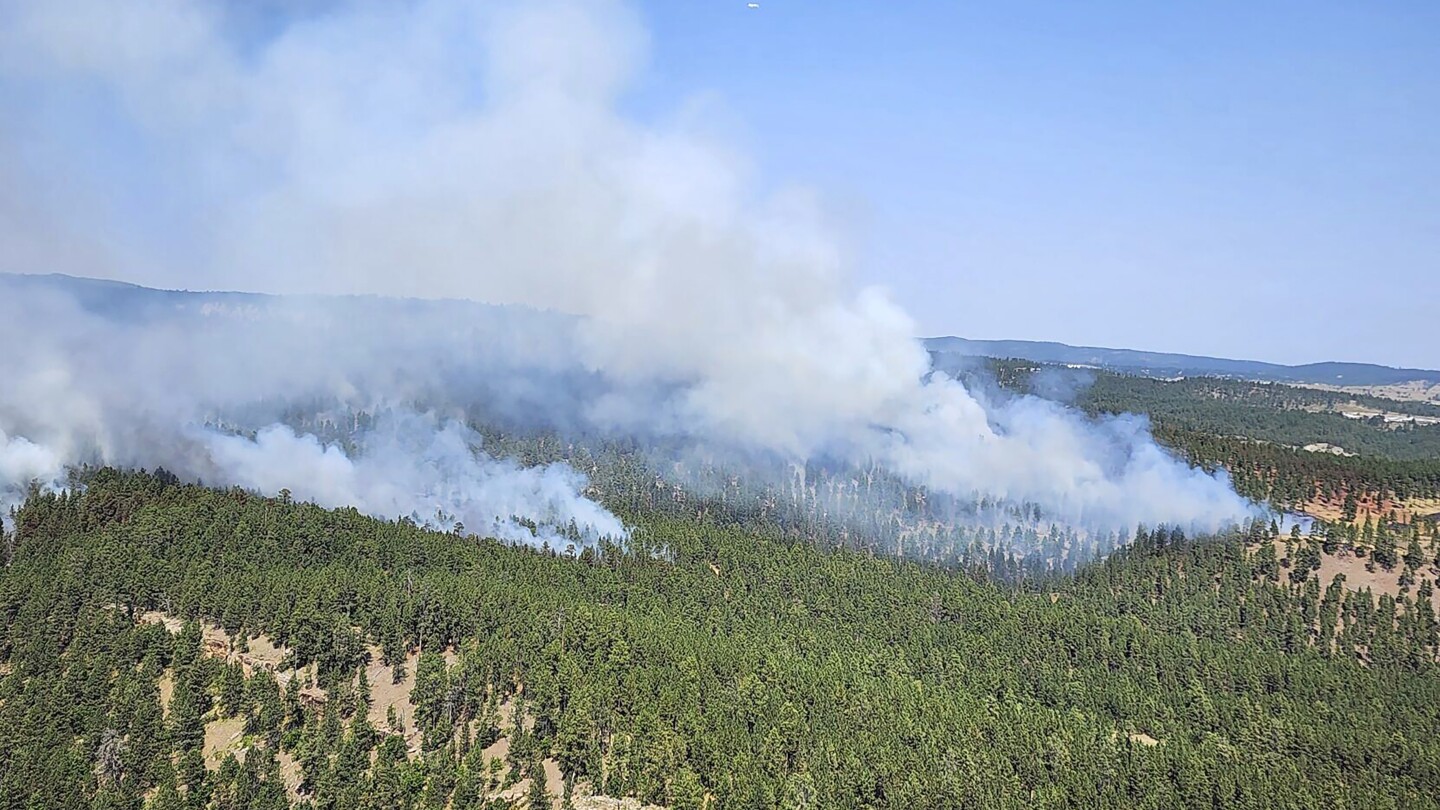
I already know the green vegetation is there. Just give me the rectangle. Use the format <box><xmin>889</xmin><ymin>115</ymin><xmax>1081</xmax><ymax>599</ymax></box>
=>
<box><xmin>980</xmin><ymin>360</ymin><xmax>1440</xmax><ymax>511</ymax></box>
<box><xmin>3</xmin><ymin>469</ymin><xmax>1439</xmax><ymax>809</ymax></box>
<box><xmin>1081</xmin><ymin>374</ymin><xmax>1440</xmax><ymax>461</ymax></box>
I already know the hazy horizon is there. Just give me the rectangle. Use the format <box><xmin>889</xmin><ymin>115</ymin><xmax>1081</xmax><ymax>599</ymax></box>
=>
<box><xmin>2</xmin><ymin>1</ymin><xmax>1436</xmax><ymax>369</ymax></box>
<box><xmin>8</xmin><ymin>268</ymin><xmax>1434</xmax><ymax>373</ymax></box>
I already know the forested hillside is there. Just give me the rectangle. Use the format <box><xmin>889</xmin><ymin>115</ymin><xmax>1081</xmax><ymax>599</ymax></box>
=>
<box><xmin>1082</xmin><ymin>374</ymin><xmax>1440</xmax><ymax>461</ymax></box>
<box><xmin>925</xmin><ymin>337</ymin><xmax>1440</xmax><ymax>386</ymax></box>
<box><xmin>973</xmin><ymin>360</ymin><xmax>1440</xmax><ymax>519</ymax></box>
<box><xmin>2</xmin><ymin>470</ymin><xmax>1439</xmax><ymax>809</ymax></box>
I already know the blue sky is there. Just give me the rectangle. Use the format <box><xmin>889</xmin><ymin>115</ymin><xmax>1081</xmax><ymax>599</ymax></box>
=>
<box><xmin>2</xmin><ymin>0</ymin><xmax>1436</xmax><ymax>369</ymax></box>
<box><xmin>626</xmin><ymin>1</ymin><xmax>1440</xmax><ymax>368</ymax></box>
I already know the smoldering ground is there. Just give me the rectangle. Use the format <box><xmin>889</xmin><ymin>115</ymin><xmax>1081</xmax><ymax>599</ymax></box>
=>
<box><xmin>0</xmin><ymin>0</ymin><xmax>1255</xmax><ymax>545</ymax></box>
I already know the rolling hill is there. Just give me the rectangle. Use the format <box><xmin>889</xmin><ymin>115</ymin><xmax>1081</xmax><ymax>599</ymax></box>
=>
<box><xmin>924</xmin><ymin>335</ymin><xmax>1440</xmax><ymax>386</ymax></box>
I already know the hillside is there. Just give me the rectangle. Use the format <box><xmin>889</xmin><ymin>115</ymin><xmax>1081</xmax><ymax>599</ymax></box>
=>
<box><xmin>2</xmin><ymin>469</ymin><xmax>1439</xmax><ymax>809</ymax></box>
<box><xmin>4</xmin><ymin>273</ymin><xmax>1440</xmax><ymax>809</ymax></box>
<box><xmin>11</xmin><ymin>274</ymin><xmax>1436</xmax><ymax>390</ymax></box>
<box><xmin>926</xmin><ymin>336</ymin><xmax>1440</xmax><ymax>387</ymax></box>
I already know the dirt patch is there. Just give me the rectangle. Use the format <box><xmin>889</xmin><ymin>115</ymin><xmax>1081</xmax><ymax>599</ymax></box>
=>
<box><xmin>136</xmin><ymin>611</ymin><xmax>294</xmax><ymax>680</ymax></box>
<box><xmin>544</xmin><ymin>758</ymin><xmax>565</xmax><ymax>801</ymax></box>
<box><xmin>1291</xmin><ymin>381</ymin><xmax>1440</xmax><ymax>404</ymax></box>
<box><xmin>277</xmin><ymin>749</ymin><xmax>303</xmax><ymax>803</ymax></box>
<box><xmin>363</xmin><ymin>646</ymin><xmax>420</xmax><ymax>751</ymax></box>
<box><xmin>138</xmin><ymin>611</ymin><xmax>183</xmax><ymax>634</ymax></box>
<box><xmin>1303</xmin><ymin>495</ymin><xmax>1440</xmax><ymax>527</ymax></box>
<box><xmin>493</xmin><ymin>757</ymin><xmax>566</xmax><ymax>806</ymax></box>
<box><xmin>1127</xmin><ymin>732</ymin><xmax>1162</xmax><ymax>747</ymax></box>
<box><xmin>203</xmin><ymin>715</ymin><xmax>247</xmax><ymax>769</ymax></box>
<box><xmin>157</xmin><ymin>671</ymin><xmax>175</xmax><ymax>718</ymax></box>
<box><xmin>481</xmin><ymin>733</ymin><xmax>510</xmax><ymax>763</ymax></box>
<box><xmin>241</xmin><ymin>634</ymin><xmax>289</xmax><ymax>674</ymax></box>
<box><xmin>569</xmin><ymin>787</ymin><xmax>668</xmax><ymax>810</ymax></box>
<box><xmin>1314</xmin><ymin>552</ymin><xmax>1406</xmax><ymax>599</ymax></box>
<box><xmin>1264</xmin><ymin>538</ymin><xmax>1435</xmax><ymax>599</ymax></box>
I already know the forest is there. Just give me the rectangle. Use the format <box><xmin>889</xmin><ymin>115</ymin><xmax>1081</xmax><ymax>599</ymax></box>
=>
<box><xmin>2</xmin><ymin>460</ymin><xmax>1439</xmax><ymax>809</ymax></box>
<box><xmin>5</xmin><ymin>363</ymin><xmax>1440</xmax><ymax>808</ymax></box>
<box><xmin>974</xmin><ymin>360</ymin><xmax>1440</xmax><ymax>513</ymax></box>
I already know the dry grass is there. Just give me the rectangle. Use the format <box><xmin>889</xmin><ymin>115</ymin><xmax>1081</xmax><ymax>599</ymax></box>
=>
<box><xmin>157</xmin><ymin>670</ymin><xmax>174</xmax><ymax>719</ymax></box>
<box><xmin>1267</xmin><ymin>538</ymin><xmax>1437</xmax><ymax>599</ymax></box>
<box><xmin>135</xmin><ymin>613</ymin><xmax>661</xmax><ymax>809</ymax></box>
<box><xmin>277</xmin><ymin>750</ymin><xmax>303</xmax><ymax>803</ymax></box>
<box><xmin>136</xmin><ymin>611</ymin><xmax>291</xmax><ymax>679</ymax></box>
<box><xmin>1291</xmin><ymin>381</ymin><xmax>1440</xmax><ymax>404</ymax></box>
<box><xmin>1302</xmin><ymin>494</ymin><xmax>1440</xmax><ymax>526</ymax></box>
<box><xmin>202</xmin><ymin>715</ymin><xmax>247</xmax><ymax>769</ymax></box>
<box><xmin>363</xmin><ymin>645</ymin><xmax>419</xmax><ymax>752</ymax></box>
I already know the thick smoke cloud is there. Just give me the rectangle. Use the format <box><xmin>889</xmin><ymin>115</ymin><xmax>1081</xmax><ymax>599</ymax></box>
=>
<box><xmin>200</xmin><ymin>416</ymin><xmax>625</xmax><ymax>543</ymax></box>
<box><xmin>0</xmin><ymin>281</ymin><xmax>625</xmax><ymax>543</ymax></box>
<box><xmin>0</xmin><ymin>0</ymin><xmax>1255</xmax><ymax>537</ymax></box>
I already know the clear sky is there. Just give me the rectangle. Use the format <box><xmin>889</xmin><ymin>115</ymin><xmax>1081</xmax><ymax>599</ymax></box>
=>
<box><xmin>626</xmin><ymin>1</ymin><xmax>1440</xmax><ymax>368</ymax></box>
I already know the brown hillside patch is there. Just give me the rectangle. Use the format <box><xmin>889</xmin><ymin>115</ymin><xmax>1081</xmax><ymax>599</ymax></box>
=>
<box><xmin>1314</xmin><ymin>553</ymin><xmax>1411</xmax><ymax>600</ymax></box>
<box><xmin>136</xmin><ymin>611</ymin><xmax>293</xmax><ymax>679</ymax></box>
<box><xmin>157</xmin><ymin>670</ymin><xmax>174</xmax><ymax>718</ymax></box>
<box><xmin>569</xmin><ymin>786</ymin><xmax>669</xmax><ymax>810</ymax></box>
<box><xmin>203</xmin><ymin>715</ymin><xmax>247</xmax><ymax>769</ymax></box>
<box><xmin>138</xmin><ymin>611</ymin><xmax>183</xmax><ymax>634</ymax></box>
<box><xmin>277</xmin><ymin>750</ymin><xmax>303</xmax><ymax>803</ymax></box>
<box><xmin>363</xmin><ymin>646</ymin><xmax>419</xmax><ymax>751</ymax></box>
<box><xmin>493</xmin><ymin>757</ymin><xmax>568</xmax><ymax>807</ymax></box>
<box><xmin>242</xmin><ymin>634</ymin><xmax>289</xmax><ymax>674</ymax></box>
<box><xmin>543</xmin><ymin>758</ymin><xmax>565</xmax><ymax>800</ymax></box>
<box><xmin>1292</xmin><ymin>381</ymin><xmax>1440</xmax><ymax>404</ymax></box>
<box><xmin>1265</xmin><ymin>538</ymin><xmax>1436</xmax><ymax>599</ymax></box>
<box><xmin>1302</xmin><ymin>494</ymin><xmax>1440</xmax><ymax>527</ymax></box>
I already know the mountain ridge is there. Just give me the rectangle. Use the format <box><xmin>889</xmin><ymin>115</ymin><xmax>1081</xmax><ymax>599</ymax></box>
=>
<box><xmin>924</xmin><ymin>336</ymin><xmax>1440</xmax><ymax>386</ymax></box>
<box><xmin>6</xmin><ymin>272</ymin><xmax>1435</xmax><ymax>386</ymax></box>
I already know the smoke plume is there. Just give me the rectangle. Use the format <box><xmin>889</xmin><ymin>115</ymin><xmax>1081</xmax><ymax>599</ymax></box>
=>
<box><xmin>0</xmin><ymin>0</ymin><xmax>1254</xmax><ymax>540</ymax></box>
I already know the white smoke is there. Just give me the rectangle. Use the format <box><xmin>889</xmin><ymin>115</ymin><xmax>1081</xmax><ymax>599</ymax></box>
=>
<box><xmin>0</xmin><ymin>0</ymin><xmax>1255</xmax><ymax>537</ymax></box>
<box><xmin>0</xmin><ymin>282</ymin><xmax>624</xmax><ymax>543</ymax></box>
<box><xmin>201</xmin><ymin>416</ymin><xmax>625</xmax><ymax>544</ymax></box>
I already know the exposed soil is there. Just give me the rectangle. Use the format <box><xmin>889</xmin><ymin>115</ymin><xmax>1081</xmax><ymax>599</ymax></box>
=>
<box><xmin>1292</xmin><ymin>381</ymin><xmax>1440</xmax><ymax>404</ymax></box>
<box><xmin>277</xmin><ymin>750</ymin><xmax>303</xmax><ymax>803</ymax></box>
<box><xmin>137</xmin><ymin>611</ymin><xmax>290</xmax><ymax>679</ymax></box>
<box><xmin>202</xmin><ymin>715</ymin><xmax>247</xmax><ymax>769</ymax></box>
<box><xmin>1302</xmin><ymin>495</ymin><xmax>1440</xmax><ymax>526</ymax></box>
<box><xmin>1266</xmin><ymin>538</ymin><xmax>1437</xmax><ymax>600</ymax></box>
<box><xmin>135</xmin><ymin>612</ymin><xmax>663</xmax><ymax>809</ymax></box>
<box><xmin>157</xmin><ymin>671</ymin><xmax>174</xmax><ymax>718</ymax></box>
<box><xmin>363</xmin><ymin>645</ymin><xmax>419</xmax><ymax>752</ymax></box>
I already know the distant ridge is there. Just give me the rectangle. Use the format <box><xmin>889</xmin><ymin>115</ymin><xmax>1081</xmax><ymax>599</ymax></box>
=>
<box><xmin>924</xmin><ymin>336</ymin><xmax>1440</xmax><ymax>387</ymax></box>
<box><xmin>6</xmin><ymin>273</ymin><xmax>1435</xmax><ymax>387</ymax></box>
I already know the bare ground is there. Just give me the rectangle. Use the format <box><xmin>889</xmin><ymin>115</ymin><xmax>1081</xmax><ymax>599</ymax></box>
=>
<box><xmin>1266</xmin><ymin>538</ymin><xmax>1436</xmax><ymax>600</ymax></box>
<box><xmin>202</xmin><ymin>715</ymin><xmax>247</xmax><ymax>769</ymax></box>
<box><xmin>136</xmin><ymin>611</ymin><xmax>290</xmax><ymax>678</ymax></box>
<box><xmin>157</xmin><ymin>670</ymin><xmax>174</xmax><ymax>718</ymax></box>
<box><xmin>277</xmin><ymin>750</ymin><xmax>303</xmax><ymax>803</ymax></box>
<box><xmin>1292</xmin><ymin>380</ymin><xmax>1440</xmax><ymax>404</ymax></box>
<box><xmin>136</xmin><ymin>614</ymin><xmax>663</xmax><ymax>809</ymax></box>
<box><xmin>363</xmin><ymin>645</ymin><xmax>419</xmax><ymax>751</ymax></box>
<box><xmin>1302</xmin><ymin>495</ymin><xmax>1440</xmax><ymax>526</ymax></box>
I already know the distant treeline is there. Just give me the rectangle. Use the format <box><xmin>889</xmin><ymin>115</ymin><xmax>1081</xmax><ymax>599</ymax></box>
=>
<box><xmin>1081</xmin><ymin>373</ymin><xmax>1440</xmax><ymax>460</ymax></box>
<box><xmin>976</xmin><ymin>360</ymin><xmax>1440</xmax><ymax>510</ymax></box>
